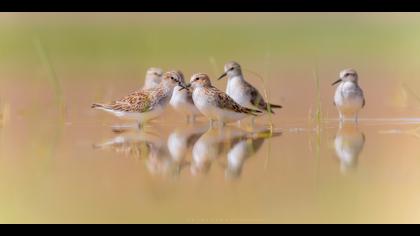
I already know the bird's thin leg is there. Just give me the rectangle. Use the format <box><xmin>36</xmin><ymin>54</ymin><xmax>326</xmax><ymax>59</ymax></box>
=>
<box><xmin>111</xmin><ymin>125</ymin><xmax>124</xmax><ymax>133</ymax></box>
<box><xmin>137</xmin><ymin>121</ymin><xmax>143</xmax><ymax>130</ymax></box>
<box><xmin>191</xmin><ymin>115</ymin><xmax>196</xmax><ymax>124</ymax></box>
<box><xmin>216</xmin><ymin>121</ymin><xmax>227</xmax><ymax>134</ymax></box>
<box><xmin>237</xmin><ymin>120</ymin><xmax>241</xmax><ymax>128</ymax></box>
<box><xmin>210</xmin><ymin>119</ymin><xmax>215</xmax><ymax>129</ymax></box>
<box><xmin>112</xmin><ymin>123</ymin><xmax>138</xmax><ymax>133</ymax></box>
<box><xmin>251</xmin><ymin>117</ymin><xmax>256</xmax><ymax>130</ymax></box>
<box><xmin>186</xmin><ymin>115</ymin><xmax>191</xmax><ymax>124</ymax></box>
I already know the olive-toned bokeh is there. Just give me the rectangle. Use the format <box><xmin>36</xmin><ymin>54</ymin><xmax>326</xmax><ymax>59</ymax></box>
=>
<box><xmin>1</xmin><ymin>13</ymin><xmax>420</xmax><ymax>223</ymax></box>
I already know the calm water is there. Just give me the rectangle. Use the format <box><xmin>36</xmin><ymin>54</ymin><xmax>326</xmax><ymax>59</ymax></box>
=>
<box><xmin>2</xmin><ymin>13</ymin><xmax>420</xmax><ymax>223</ymax></box>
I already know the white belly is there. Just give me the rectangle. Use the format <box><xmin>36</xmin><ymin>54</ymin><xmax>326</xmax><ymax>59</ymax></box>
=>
<box><xmin>170</xmin><ymin>86</ymin><xmax>201</xmax><ymax>116</ymax></box>
<box><xmin>334</xmin><ymin>82</ymin><xmax>364</xmax><ymax>117</ymax></box>
<box><xmin>97</xmin><ymin>105</ymin><xmax>164</xmax><ymax>122</ymax></box>
<box><xmin>193</xmin><ymin>88</ymin><xmax>247</xmax><ymax>123</ymax></box>
<box><xmin>226</xmin><ymin>77</ymin><xmax>253</xmax><ymax>108</ymax></box>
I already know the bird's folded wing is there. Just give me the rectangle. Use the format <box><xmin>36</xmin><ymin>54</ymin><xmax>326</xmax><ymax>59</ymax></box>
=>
<box><xmin>107</xmin><ymin>90</ymin><xmax>153</xmax><ymax>113</ymax></box>
<box><xmin>249</xmin><ymin>86</ymin><xmax>268</xmax><ymax>110</ymax></box>
<box><xmin>212</xmin><ymin>87</ymin><xmax>259</xmax><ymax>115</ymax></box>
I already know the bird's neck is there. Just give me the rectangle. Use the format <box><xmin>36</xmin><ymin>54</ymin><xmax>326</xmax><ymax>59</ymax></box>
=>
<box><xmin>159</xmin><ymin>83</ymin><xmax>173</xmax><ymax>94</ymax></box>
<box><xmin>343</xmin><ymin>80</ymin><xmax>358</xmax><ymax>87</ymax></box>
<box><xmin>228</xmin><ymin>74</ymin><xmax>245</xmax><ymax>82</ymax></box>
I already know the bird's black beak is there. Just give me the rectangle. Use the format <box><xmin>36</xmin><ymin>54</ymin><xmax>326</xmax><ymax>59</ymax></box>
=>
<box><xmin>331</xmin><ymin>79</ymin><xmax>342</xmax><ymax>86</ymax></box>
<box><xmin>218</xmin><ymin>72</ymin><xmax>227</xmax><ymax>80</ymax></box>
<box><xmin>179</xmin><ymin>83</ymin><xmax>191</xmax><ymax>91</ymax></box>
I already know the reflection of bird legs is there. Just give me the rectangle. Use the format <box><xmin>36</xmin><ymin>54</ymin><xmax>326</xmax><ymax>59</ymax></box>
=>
<box><xmin>111</xmin><ymin>120</ymin><xmax>153</xmax><ymax>133</ymax></box>
<box><xmin>209</xmin><ymin>119</ymin><xmax>216</xmax><ymax>129</ymax></box>
<box><xmin>187</xmin><ymin>115</ymin><xmax>197</xmax><ymax>124</ymax></box>
<box><xmin>111</xmin><ymin>123</ymin><xmax>140</xmax><ymax>133</ymax></box>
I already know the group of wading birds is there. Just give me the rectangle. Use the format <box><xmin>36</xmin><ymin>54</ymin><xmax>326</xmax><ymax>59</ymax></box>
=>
<box><xmin>91</xmin><ymin>61</ymin><xmax>366</xmax><ymax>175</ymax></box>
<box><xmin>91</xmin><ymin>61</ymin><xmax>365</xmax><ymax>128</ymax></box>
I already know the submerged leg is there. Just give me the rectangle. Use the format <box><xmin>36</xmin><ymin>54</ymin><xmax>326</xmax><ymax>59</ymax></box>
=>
<box><xmin>338</xmin><ymin>120</ymin><xmax>343</xmax><ymax>129</ymax></box>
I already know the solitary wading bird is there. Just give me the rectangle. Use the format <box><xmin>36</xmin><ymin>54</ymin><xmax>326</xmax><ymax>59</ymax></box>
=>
<box><xmin>218</xmin><ymin>61</ymin><xmax>282</xmax><ymax>124</ymax></box>
<box><xmin>180</xmin><ymin>73</ymin><xmax>262</xmax><ymax>127</ymax></box>
<box><xmin>332</xmin><ymin>69</ymin><xmax>365</xmax><ymax>122</ymax></box>
<box><xmin>143</xmin><ymin>67</ymin><xmax>164</xmax><ymax>90</ymax></box>
<box><xmin>91</xmin><ymin>70</ymin><xmax>184</xmax><ymax>128</ymax></box>
<box><xmin>170</xmin><ymin>72</ymin><xmax>201</xmax><ymax>123</ymax></box>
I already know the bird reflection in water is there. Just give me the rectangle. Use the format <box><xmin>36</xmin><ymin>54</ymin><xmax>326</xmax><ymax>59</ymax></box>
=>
<box><xmin>93</xmin><ymin>125</ymin><xmax>280</xmax><ymax>179</ymax></box>
<box><xmin>93</xmin><ymin>125</ymin><xmax>207</xmax><ymax>177</ymax></box>
<box><xmin>93</xmin><ymin>129</ymin><xmax>178</xmax><ymax>176</ymax></box>
<box><xmin>191</xmin><ymin>127</ymin><xmax>281</xmax><ymax>179</ymax></box>
<box><xmin>225</xmin><ymin>130</ymin><xmax>275</xmax><ymax>179</ymax></box>
<box><xmin>334</xmin><ymin>122</ymin><xmax>365</xmax><ymax>174</ymax></box>
<box><xmin>93</xmin><ymin>130</ymin><xmax>163</xmax><ymax>159</ymax></box>
<box><xmin>167</xmin><ymin>125</ymin><xmax>209</xmax><ymax>164</ymax></box>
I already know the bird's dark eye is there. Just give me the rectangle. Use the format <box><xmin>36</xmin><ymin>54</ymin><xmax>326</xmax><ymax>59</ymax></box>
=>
<box><xmin>230</xmin><ymin>67</ymin><xmax>235</xmax><ymax>71</ymax></box>
<box><xmin>344</xmin><ymin>73</ymin><xmax>350</xmax><ymax>77</ymax></box>
<box><xmin>171</xmin><ymin>77</ymin><xmax>175</xmax><ymax>80</ymax></box>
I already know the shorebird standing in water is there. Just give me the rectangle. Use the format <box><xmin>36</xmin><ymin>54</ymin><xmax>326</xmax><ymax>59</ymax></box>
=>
<box><xmin>170</xmin><ymin>72</ymin><xmax>202</xmax><ymax>123</ymax></box>
<box><xmin>332</xmin><ymin>69</ymin><xmax>365</xmax><ymax>122</ymax></box>
<box><xmin>91</xmin><ymin>70</ymin><xmax>184</xmax><ymax>129</ymax></box>
<box><xmin>181</xmin><ymin>73</ymin><xmax>262</xmax><ymax>127</ymax></box>
<box><xmin>218</xmin><ymin>61</ymin><xmax>282</xmax><ymax>126</ymax></box>
<box><xmin>143</xmin><ymin>67</ymin><xmax>163</xmax><ymax>90</ymax></box>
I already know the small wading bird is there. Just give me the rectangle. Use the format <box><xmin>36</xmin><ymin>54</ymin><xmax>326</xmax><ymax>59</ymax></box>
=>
<box><xmin>143</xmin><ymin>67</ymin><xmax>164</xmax><ymax>90</ymax></box>
<box><xmin>91</xmin><ymin>70</ymin><xmax>184</xmax><ymax>129</ymax></box>
<box><xmin>180</xmin><ymin>73</ymin><xmax>262</xmax><ymax>127</ymax></box>
<box><xmin>332</xmin><ymin>68</ymin><xmax>365</xmax><ymax>122</ymax></box>
<box><xmin>170</xmin><ymin>72</ymin><xmax>202</xmax><ymax>123</ymax></box>
<box><xmin>218</xmin><ymin>61</ymin><xmax>282</xmax><ymax>125</ymax></box>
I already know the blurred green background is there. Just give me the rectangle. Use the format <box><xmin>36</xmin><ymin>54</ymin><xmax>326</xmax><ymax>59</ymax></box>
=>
<box><xmin>2</xmin><ymin>13</ymin><xmax>420</xmax><ymax>119</ymax></box>
<box><xmin>1</xmin><ymin>13</ymin><xmax>420</xmax><ymax>72</ymax></box>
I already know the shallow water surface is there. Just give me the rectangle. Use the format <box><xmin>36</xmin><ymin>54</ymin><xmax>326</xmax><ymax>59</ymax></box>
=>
<box><xmin>1</xmin><ymin>111</ymin><xmax>420</xmax><ymax>223</ymax></box>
